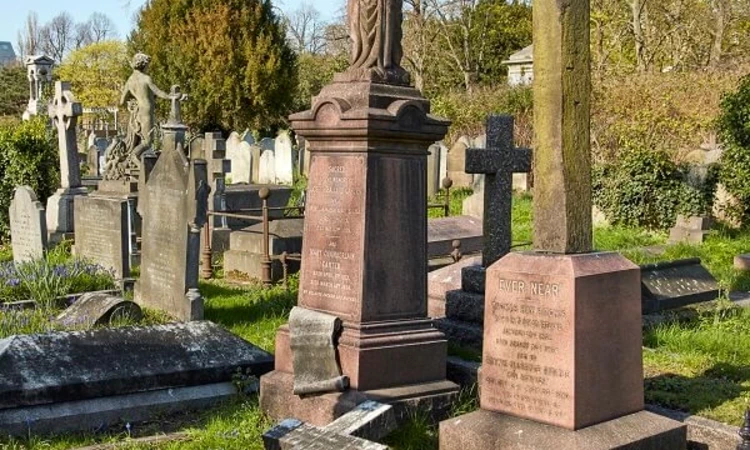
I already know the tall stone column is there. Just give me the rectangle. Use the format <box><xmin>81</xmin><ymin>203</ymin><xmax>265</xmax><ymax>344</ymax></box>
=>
<box><xmin>260</xmin><ymin>0</ymin><xmax>459</xmax><ymax>426</ymax></box>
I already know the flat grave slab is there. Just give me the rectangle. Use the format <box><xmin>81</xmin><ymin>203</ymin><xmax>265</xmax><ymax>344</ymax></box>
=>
<box><xmin>427</xmin><ymin>215</ymin><xmax>483</xmax><ymax>258</ymax></box>
<box><xmin>641</xmin><ymin>258</ymin><xmax>720</xmax><ymax>314</ymax></box>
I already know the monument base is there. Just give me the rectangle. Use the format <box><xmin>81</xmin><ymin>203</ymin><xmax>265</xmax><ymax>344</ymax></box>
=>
<box><xmin>46</xmin><ymin>187</ymin><xmax>88</xmax><ymax>244</ymax></box>
<box><xmin>440</xmin><ymin>409</ymin><xmax>687</xmax><ymax>450</ymax></box>
<box><xmin>260</xmin><ymin>370</ymin><xmax>458</xmax><ymax>427</ymax></box>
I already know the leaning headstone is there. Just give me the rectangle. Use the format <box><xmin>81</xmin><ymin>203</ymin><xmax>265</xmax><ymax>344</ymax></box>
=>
<box><xmin>73</xmin><ymin>195</ymin><xmax>130</xmax><ymax>279</ymax></box>
<box><xmin>641</xmin><ymin>258</ymin><xmax>720</xmax><ymax>314</ymax></box>
<box><xmin>9</xmin><ymin>186</ymin><xmax>47</xmax><ymax>264</ymax></box>
<box><xmin>55</xmin><ymin>293</ymin><xmax>142</xmax><ymax>328</ymax></box>
<box><xmin>0</xmin><ymin>321</ymin><xmax>274</xmax><ymax>437</ymax></box>
<box><xmin>440</xmin><ymin>0</ymin><xmax>687</xmax><ymax>447</ymax></box>
<box><xmin>447</xmin><ymin>136</ymin><xmax>473</xmax><ymax>188</ymax></box>
<box><xmin>259</xmin><ymin>148</ymin><xmax>277</xmax><ymax>184</ymax></box>
<box><xmin>263</xmin><ymin>401</ymin><xmax>396</xmax><ymax>450</ymax></box>
<box><xmin>275</xmin><ymin>131</ymin><xmax>295</xmax><ymax>185</ymax></box>
<box><xmin>134</xmin><ymin>96</ymin><xmax>209</xmax><ymax>321</ymax></box>
<box><xmin>668</xmin><ymin>215</ymin><xmax>711</xmax><ymax>244</ymax></box>
<box><xmin>427</xmin><ymin>143</ymin><xmax>442</xmax><ymax>198</ymax></box>
<box><xmin>46</xmin><ymin>81</ymin><xmax>88</xmax><ymax>243</ymax></box>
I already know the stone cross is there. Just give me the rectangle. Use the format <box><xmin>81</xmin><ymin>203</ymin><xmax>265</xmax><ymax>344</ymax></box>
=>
<box><xmin>465</xmin><ymin>114</ymin><xmax>531</xmax><ymax>268</ymax></box>
<box><xmin>48</xmin><ymin>81</ymin><xmax>83</xmax><ymax>190</ymax></box>
<box><xmin>533</xmin><ymin>0</ymin><xmax>592</xmax><ymax>254</ymax></box>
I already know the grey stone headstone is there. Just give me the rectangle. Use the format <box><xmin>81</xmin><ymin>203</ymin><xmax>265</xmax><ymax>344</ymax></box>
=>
<box><xmin>0</xmin><ymin>321</ymin><xmax>273</xmax><ymax>410</ymax></box>
<box><xmin>275</xmin><ymin>131</ymin><xmax>294</xmax><ymax>185</ymax></box>
<box><xmin>9</xmin><ymin>186</ymin><xmax>47</xmax><ymax>264</ymax></box>
<box><xmin>73</xmin><ymin>196</ymin><xmax>130</xmax><ymax>279</ymax></box>
<box><xmin>55</xmin><ymin>293</ymin><xmax>142</xmax><ymax>328</ymax></box>
<box><xmin>447</xmin><ymin>137</ymin><xmax>473</xmax><ymax>188</ymax></box>
<box><xmin>87</xmin><ymin>145</ymin><xmax>100</xmax><ymax>176</ymax></box>
<box><xmin>134</xmin><ymin>144</ymin><xmax>209</xmax><ymax>321</ymax></box>
<box><xmin>641</xmin><ymin>258</ymin><xmax>720</xmax><ymax>314</ymax></box>
<box><xmin>427</xmin><ymin>143</ymin><xmax>442</xmax><ymax>198</ymax></box>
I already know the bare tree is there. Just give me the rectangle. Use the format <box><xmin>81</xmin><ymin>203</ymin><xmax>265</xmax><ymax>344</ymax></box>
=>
<box><xmin>403</xmin><ymin>0</ymin><xmax>441</xmax><ymax>91</ymax></box>
<box><xmin>284</xmin><ymin>2</ymin><xmax>327</xmax><ymax>54</ymax></box>
<box><xmin>16</xmin><ymin>12</ymin><xmax>42</xmax><ymax>58</ymax></box>
<box><xmin>40</xmin><ymin>12</ymin><xmax>76</xmax><ymax>63</ymax></box>
<box><xmin>73</xmin><ymin>22</ymin><xmax>93</xmax><ymax>50</ymax></box>
<box><xmin>88</xmin><ymin>12</ymin><xmax>118</xmax><ymax>42</ymax></box>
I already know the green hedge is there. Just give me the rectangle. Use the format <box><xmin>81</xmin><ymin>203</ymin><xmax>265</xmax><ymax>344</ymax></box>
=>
<box><xmin>718</xmin><ymin>72</ymin><xmax>750</xmax><ymax>222</ymax></box>
<box><xmin>0</xmin><ymin>118</ymin><xmax>59</xmax><ymax>241</ymax></box>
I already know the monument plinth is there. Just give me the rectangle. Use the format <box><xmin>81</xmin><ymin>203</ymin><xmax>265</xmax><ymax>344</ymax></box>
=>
<box><xmin>439</xmin><ymin>0</ymin><xmax>687</xmax><ymax>447</ymax></box>
<box><xmin>260</xmin><ymin>0</ymin><xmax>459</xmax><ymax>424</ymax></box>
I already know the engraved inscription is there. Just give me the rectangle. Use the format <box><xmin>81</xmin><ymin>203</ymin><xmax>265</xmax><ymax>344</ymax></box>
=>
<box><xmin>482</xmin><ymin>275</ymin><xmax>573</xmax><ymax>425</ymax></box>
<box><xmin>10</xmin><ymin>189</ymin><xmax>46</xmax><ymax>263</ymax></box>
<box><xmin>76</xmin><ymin>198</ymin><xmax>127</xmax><ymax>277</ymax></box>
<box><xmin>299</xmin><ymin>155</ymin><xmax>365</xmax><ymax>319</ymax></box>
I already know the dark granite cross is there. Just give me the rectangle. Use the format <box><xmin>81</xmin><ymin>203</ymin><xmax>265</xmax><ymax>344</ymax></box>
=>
<box><xmin>465</xmin><ymin>114</ymin><xmax>531</xmax><ymax>268</ymax></box>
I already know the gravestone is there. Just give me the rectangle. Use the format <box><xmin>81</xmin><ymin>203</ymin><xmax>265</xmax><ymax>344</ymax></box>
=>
<box><xmin>9</xmin><ymin>186</ymin><xmax>47</xmax><ymax>264</ymax></box>
<box><xmin>227</xmin><ymin>131</ymin><xmax>255</xmax><ymax>184</ymax></box>
<box><xmin>251</xmin><ymin>142</ymin><xmax>263</xmax><ymax>183</ymax></box>
<box><xmin>275</xmin><ymin>130</ymin><xmax>295</xmax><ymax>185</ymax></box>
<box><xmin>439</xmin><ymin>0</ymin><xmax>687</xmax><ymax>447</ymax></box>
<box><xmin>263</xmin><ymin>401</ymin><xmax>396</xmax><ymax>450</ymax></box>
<box><xmin>438</xmin><ymin>142</ymin><xmax>448</xmax><ymax>188</ymax></box>
<box><xmin>447</xmin><ymin>137</ymin><xmax>473</xmax><ymax>188</ymax></box>
<box><xmin>0</xmin><ymin>321</ymin><xmax>274</xmax><ymax>436</ymax></box>
<box><xmin>427</xmin><ymin>143</ymin><xmax>442</xmax><ymax>198</ymax></box>
<box><xmin>260</xmin><ymin>148</ymin><xmax>277</xmax><ymax>184</ymax></box>
<box><xmin>73</xmin><ymin>195</ymin><xmax>130</xmax><ymax>279</ymax></box>
<box><xmin>134</xmin><ymin>96</ymin><xmax>209</xmax><ymax>321</ymax></box>
<box><xmin>87</xmin><ymin>145</ymin><xmax>100</xmax><ymax>176</ymax></box>
<box><xmin>462</xmin><ymin>175</ymin><xmax>485</xmax><ymax>219</ymax></box>
<box><xmin>668</xmin><ymin>215</ymin><xmax>711</xmax><ymax>244</ymax></box>
<box><xmin>260</xmin><ymin>0</ymin><xmax>459</xmax><ymax>424</ymax></box>
<box><xmin>46</xmin><ymin>81</ymin><xmax>88</xmax><ymax>243</ymax></box>
<box><xmin>427</xmin><ymin>216</ymin><xmax>483</xmax><ymax>259</ymax></box>
<box><xmin>203</xmin><ymin>132</ymin><xmax>232</xmax><ymax>252</ymax></box>
<box><xmin>641</xmin><ymin>258</ymin><xmax>720</xmax><ymax>314</ymax></box>
<box><xmin>55</xmin><ymin>293</ymin><xmax>142</xmax><ymax>328</ymax></box>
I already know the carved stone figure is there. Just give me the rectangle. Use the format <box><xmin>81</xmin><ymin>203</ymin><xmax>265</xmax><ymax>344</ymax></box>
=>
<box><xmin>346</xmin><ymin>0</ymin><xmax>410</xmax><ymax>85</ymax></box>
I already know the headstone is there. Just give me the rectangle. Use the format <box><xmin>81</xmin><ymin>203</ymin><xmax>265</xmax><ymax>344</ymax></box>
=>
<box><xmin>462</xmin><ymin>175</ymin><xmax>485</xmax><ymax>220</ymax></box>
<box><xmin>46</xmin><ymin>81</ymin><xmax>88</xmax><ymax>243</ymax></box>
<box><xmin>668</xmin><ymin>215</ymin><xmax>711</xmax><ymax>244</ymax></box>
<box><xmin>227</xmin><ymin>131</ymin><xmax>254</xmax><ymax>184</ymax></box>
<box><xmin>439</xmin><ymin>0</ymin><xmax>687</xmax><ymax>447</ymax></box>
<box><xmin>472</xmin><ymin>134</ymin><xmax>486</xmax><ymax>149</ymax></box>
<box><xmin>87</xmin><ymin>145</ymin><xmax>100</xmax><ymax>176</ymax></box>
<box><xmin>641</xmin><ymin>258</ymin><xmax>720</xmax><ymax>314</ymax></box>
<box><xmin>134</xmin><ymin>97</ymin><xmax>209</xmax><ymax>321</ymax></box>
<box><xmin>55</xmin><ymin>293</ymin><xmax>142</xmax><ymax>328</ymax></box>
<box><xmin>224</xmin><ymin>218</ymin><xmax>304</xmax><ymax>282</ymax></box>
<box><xmin>0</xmin><ymin>321</ymin><xmax>274</xmax><ymax>436</ymax></box>
<box><xmin>9</xmin><ymin>186</ymin><xmax>47</xmax><ymax>264</ymax></box>
<box><xmin>427</xmin><ymin>143</ymin><xmax>442</xmax><ymax>198</ymax></box>
<box><xmin>263</xmin><ymin>401</ymin><xmax>396</xmax><ymax>450</ymax></box>
<box><xmin>736</xmin><ymin>254</ymin><xmax>750</xmax><ymax>271</ymax></box>
<box><xmin>261</xmin><ymin>137</ymin><xmax>275</xmax><ymax>152</ymax></box>
<box><xmin>438</xmin><ymin>142</ymin><xmax>448</xmax><ymax>188</ymax></box>
<box><xmin>73</xmin><ymin>196</ymin><xmax>130</xmax><ymax>279</ymax></box>
<box><xmin>251</xmin><ymin>142</ymin><xmax>262</xmax><ymax>184</ymax></box>
<box><xmin>260</xmin><ymin>3</ymin><xmax>459</xmax><ymax>423</ymax></box>
<box><xmin>259</xmin><ymin>148</ymin><xmax>277</xmax><ymax>184</ymax></box>
<box><xmin>427</xmin><ymin>216</ymin><xmax>483</xmax><ymax>259</ymax></box>
<box><xmin>300</xmin><ymin>136</ymin><xmax>311</xmax><ymax>176</ymax></box>
<box><xmin>275</xmin><ymin>131</ymin><xmax>295</xmax><ymax>185</ymax></box>
<box><xmin>447</xmin><ymin>137</ymin><xmax>473</xmax><ymax>188</ymax></box>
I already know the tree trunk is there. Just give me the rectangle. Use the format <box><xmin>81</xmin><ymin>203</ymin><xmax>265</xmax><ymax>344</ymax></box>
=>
<box><xmin>709</xmin><ymin>0</ymin><xmax>726</xmax><ymax>67</ymax></box>
<box><xmin>630</xmin><ymin>0</ymin><xmax>648</xmax><ymax>72</ymax></box>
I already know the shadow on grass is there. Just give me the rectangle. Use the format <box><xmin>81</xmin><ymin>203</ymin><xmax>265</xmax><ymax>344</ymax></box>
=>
<box><xmin>201</xmin><ymin>281</ymin><xmax>297</xmax><ymax>329</ymax></box>
<box><xmin>645</xmin><ymin>362</ymin><xmax>750</xmax><ymax>415</ymax></box>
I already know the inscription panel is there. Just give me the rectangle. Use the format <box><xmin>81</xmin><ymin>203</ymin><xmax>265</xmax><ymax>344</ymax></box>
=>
<box><xmin>299</xmin><ymin>154</ymin><xmax>366</xmax><ymax>321</ymax></box>
<box><xmin>481</xmin><ymin>273</ymin><xmax>574</xmax><ymax>427</ymax></box>
<box><xmin>74</xmin><ymin>197</ymin><xmax>129</xmax><ymax>278</ymax></box>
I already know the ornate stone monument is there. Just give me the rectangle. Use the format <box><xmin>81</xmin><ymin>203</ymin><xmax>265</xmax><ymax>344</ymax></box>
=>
<box><xmin>46</xmin><ymin>82</ymin><xmax>88</xmax><ymax>244</ymax></box>
<box><xmin>22</xmin><ymin>55</ymin><xmax>54</xmax><ymax>121</ymax></box>
<box><xmin>260</xmin><ymin>0</ymin><xmax>459</xmax><ymax>425</ymax></box>
<box><xmin>134</xmin><ymin>90</ymin><xmax>210</xmax><ymax>321</ymax></box>
<box><xmin>439</xmin><ymin>0</ymin><xmax>687</xmax><ymax>448</ymax></box>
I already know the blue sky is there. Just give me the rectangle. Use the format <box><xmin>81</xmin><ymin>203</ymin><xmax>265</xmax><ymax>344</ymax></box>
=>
<box><xmin>1</xmin><ymin>0</ymin><xmax>340</xmax><ymax>49</ymax></box>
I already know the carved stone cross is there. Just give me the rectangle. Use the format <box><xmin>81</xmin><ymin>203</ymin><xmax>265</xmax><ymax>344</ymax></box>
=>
<box><xmin>48</xmin><ymin>81</ymin><xmax>83</xmax><ymax>190</ymax></box>
<box><xmin>465</xmin><ymin>115</ymin><xmax>531</xmax><ymax>268</ymax></box>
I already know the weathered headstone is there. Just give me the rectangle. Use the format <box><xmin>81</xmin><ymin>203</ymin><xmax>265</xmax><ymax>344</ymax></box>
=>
<box><xmin>447</xmin><ymin>137</ymin><xmax>473</xmax><ymax>188</ymax></box>
<box><xmin>0</xmin><ymin>321</ymin><xmax>274</xmax><ymax>436</ymax></box>
<box><xmin>260</xmin><ymin>148</ymin><xmax>277</xmax><ymax>184</ymax></box>
<box><xmin>73</xmin><ymin>195</ymin><xmax>130</xmax><ymax>279</ymax></box>
<box><xmin>263</xmin><ymin>401</ymin><xmax>396</xmax><ymax>450</ymax></box>
<box><xmin>55</xmin><ymin>293</ymin><xmax>142</xmax><ymax>328</ymax></box>
<box><xmin>439</xmin><ymin>0</ymin><xmax>687</xmax><ymax>447</ymax></box>
<box><xmin>641</xmin><ymin>258</ymin><xmax>720</xmax><ymax>313</ymax></box>
<box><xmin>9</xmin><ymin>186</ymin><xmax>47</xmax><ymax>264</ymax></box>
<box><xmin>227</xmin><ymin>131</ymin><xmax>255</xmax><ymax>184</ymax></box>
<box><xmin>275</xmin><ymin>130</ymin><xmax>295</xmax><ymax>185</ymax></box>
<box><xmin>134</xmin><ymin>96</ymin><xmax>209</xmax><ymax>321</ymax></box>
<box><xmin>462</xmin><ymin>175</ymin><xmax>485</xmax><ymax>219</ymax></box>
<box><xmin>260</xmin><ymin>0</ymin><xmax>459</xmax><ymax>425</ymax></box>
<box><xmin>427</xmin><ymin>143</ymin><xmax>442</xmax><ymax>198</ymax></box>
<box><xmin>46</xmin><ymin>81</ymin><xmax>88</xmax><ymax>243</ymax></box>
<box><xmin>87</xmin><ymin>145</ymin><xmax>100</xmax><ymax>176</ymax></box>
<box><xmin>438</xmin><ymin>142</ymin><xmax>448</xmax><ymax>188</ymax></box>
<box><xmin>251</xmin><ymin>142</ymin><xmax>263</xmax><ymax>183</ymax></box>
<box><xmin>668</xmin><ymin>215</ymin><xmax>711</xmax><ymax>244</ymax></box>
<box><xmin>224</xmin><ymin>218</ymin><xmax>304</xmax><ymax>282</ymax></box>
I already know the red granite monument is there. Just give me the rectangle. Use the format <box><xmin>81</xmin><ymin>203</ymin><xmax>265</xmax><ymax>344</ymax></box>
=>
<box><xmin>439</xmin><ymin>0</ymin><xmax>688</xmax><ymax>448</ymax></box>
<box><xmin>259</xmin><ymin>0</ymin><xmax>459</xmax><ymax>426</ymax></box>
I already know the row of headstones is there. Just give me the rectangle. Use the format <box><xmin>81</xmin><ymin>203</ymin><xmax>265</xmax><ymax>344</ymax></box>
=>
<box><xmin>226</xmin><ymin>130</ymin><xmax>296</xmax><ymax>185</ymax></box>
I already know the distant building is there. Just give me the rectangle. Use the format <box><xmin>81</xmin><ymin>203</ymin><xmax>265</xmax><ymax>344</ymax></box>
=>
<box><xmin>0</xmin><ymin>41</ymin><xmax>17</xmax><ymax>66</ymax></box>
<box><xmin>503</xmin><ymin>45</ymin><xmax>533</xmax><ymax>86</ymax></box>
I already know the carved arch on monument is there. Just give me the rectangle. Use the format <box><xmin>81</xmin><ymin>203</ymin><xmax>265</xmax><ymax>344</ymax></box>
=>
<box><xmin>312</xmin><ymin>99</ymin><xmax>351</xmax><ymax>127</ymax></box>
<box><xmin>388</xmin><ymin>99</ymin><xmax>426</xmax><ymax>131</ymax></box>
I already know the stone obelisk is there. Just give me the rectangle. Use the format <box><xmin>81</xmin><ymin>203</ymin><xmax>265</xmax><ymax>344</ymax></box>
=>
<box><xmin>438</xmin><ymin>0</ymin><xmax>688</xmax><ymax>448</ymax></box>
<box><xmin>260</xmin><ymin>0</ymin><xmax>459</xmax><ymax>425</ymax></box>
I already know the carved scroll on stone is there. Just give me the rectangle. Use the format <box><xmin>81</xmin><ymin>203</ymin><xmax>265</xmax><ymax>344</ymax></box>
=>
<box><xmin>289</xmin><ymin>306</ymin><xmax>349</xmax><ymax>395</ymax></box>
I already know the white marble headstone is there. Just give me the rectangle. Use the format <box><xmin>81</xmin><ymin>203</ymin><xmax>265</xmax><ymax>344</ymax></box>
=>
<box><xmin>259</xmin><ymin>149</ymin><xmax>276</xmax><ymax>184</ymax></box>
<box><xmin>275</xmin><ymin>131</ymin><xmax>294</xmax><ymax>185</ymax></box>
